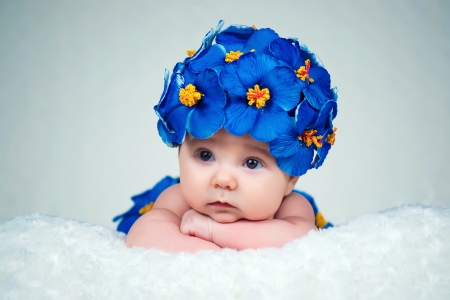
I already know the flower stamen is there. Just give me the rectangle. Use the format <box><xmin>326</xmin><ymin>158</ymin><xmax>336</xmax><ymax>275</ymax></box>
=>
<box><xmin>315</xmin><ymin>211</ymin><xmax>328</xmax><ymax>228</ymax></box>
<box><xmin>247</xmin><ymin>84</ymin><xmax>270</xmax><ymax>109</ymax></box>
<box><xmin>186</xmin><ymin>50</ymin><xmax>196</xmax><ymax>57</ymax></box>
<box><xmin>326</xmin><ymin>127</ymin><xmax>337</xmax><ymax>145</ymax></box>
<box><xmin>225</xmin><ymin>50</ymin><xmax>243</xmax><ymax>63</ymax></box>
<box><xmin>139</xmin><ymin>202</ymin><xmax>154</xmax><ymax>215</ymax></box>
<box><xmin>179</xmin><ymin>84</ymin><xmax>203</xmax><ymax>107</ymax></box>
<box><xmin>298</xmin><ymin>129</ymin><xmax>323</xmax><ymax>147</ymax></box>
<box><xmin>296</xmin><ymin>59</ymin><xmax>314</xmax><ymax>83</ymax></box>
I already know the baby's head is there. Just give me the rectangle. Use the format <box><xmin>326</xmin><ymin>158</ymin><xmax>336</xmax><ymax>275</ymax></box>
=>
<box><xmin>155</xmin><ymin>21</ymin><xmax>338</xmax><ymax>221</ymax></box>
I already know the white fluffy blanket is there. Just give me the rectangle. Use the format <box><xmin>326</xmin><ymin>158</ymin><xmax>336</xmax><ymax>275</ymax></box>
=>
<box><xmin>1</xmin><ymin>205</ymin><xmax>449</xmax><ymax>299</ymax></box>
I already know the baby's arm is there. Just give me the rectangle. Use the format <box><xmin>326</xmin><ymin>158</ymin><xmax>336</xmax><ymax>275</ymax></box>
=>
<box><xmin>180</xmin><ymin>192</ymin><xmax>317</xmax><ymax>250</ymax></box>
<box><xmin>125</xmin><ymin>184</ymin><xmax>221</xmax><ymax>253</ymax></box>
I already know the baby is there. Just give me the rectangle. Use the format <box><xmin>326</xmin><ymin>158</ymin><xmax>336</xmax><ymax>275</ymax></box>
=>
<box><xmin>116</xmin><ymin>21</ymin><xmax>337</xmax><ymax>252</ymax></box>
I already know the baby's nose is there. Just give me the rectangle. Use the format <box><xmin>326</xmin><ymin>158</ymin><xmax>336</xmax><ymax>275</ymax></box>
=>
<box><xmin>211</xmin><ymin>169</ymin><xmax>237</xmax><ymax>190</ymax></box>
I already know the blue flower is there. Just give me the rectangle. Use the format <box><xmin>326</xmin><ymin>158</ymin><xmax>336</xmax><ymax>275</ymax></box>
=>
<box><xmin>220</xmin><ymin>52</ymin><xmax>301</xmax><ymax>142</ymax></box>
<box><xmin>189</xmin><ymin>25</ymin><xmax>279</xmax><ymax>73</ymax></box>
<box><xmin>270</xmin><ymin>38</ymin><xmax>331</xmax><ymax>109</ymax></box>
<box><xmin>154</xmin><ymin>66</ymin><xmax>227</xmax><ymax>145</ymax></box>
<box><xmin>269</xmin><ymin>99</ymin><xmax>337</xmax><ymax>176</ymax></box>
<box><xmin>113</xmin><ymin>176</ymin><xmax>180</xmax><ymax>234</ymax></box>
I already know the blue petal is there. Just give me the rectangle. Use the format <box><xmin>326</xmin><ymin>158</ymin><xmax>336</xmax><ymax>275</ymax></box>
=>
<box><xmin>296</xmin><ymin>100</ymin><xmax>319</xmax><ymax>134</ymax></box>
<box><xmin>189</xmin><ymin>44</ymin><xmax>227</xmax><ymax>73</ymax></box>
<box><xmin>330</xmin><ymin>87</ymin><xmax>338</xmax><ymax>120</ymax></box>
<box><xmin>187</xmin><ymin>104</ymin><xmax>225</xmax><ymax>139</ymax></box>
<box><xmin>276</xmin><ymin>145</ymin><xmax>314</xmax><ymax>176</ymax></box>
<box><xmin>299</xmin><ymin>42</ymin><xmax>324</xmax><ymax>67</ymax></box>
<box><xmin>156</xmin><ymin>73</ymin><xmax>184</xmax><ymax>119</ymax></box>
<box><xmin>249</xmin><ymin>104</ymin><xmax>291</xmax><ymax>142</ymax></box>
<box><xmin>216</xmin><ymin>25</ymin><xmax>256</xmax><ymax>45</ymax></box>
<box><xmin>186</xmin><ymin>69</ymin><xmax>227</xmax><ymax>139</ymax></box>
<box><xmin>201</xmin><ymin>20</ymin><xmax>224</xmax><ymax>49</ymax></box>
<box><xmin>165</xmin><ymin>104</ymin><xmax>190</xmax><ymax>141</ymax></box>
<box><xmin>237</xmin><ymin>53</ymin><xmax>281</xmax><ymax>89</ymax></box>
<box><xmin>195</xmin><ymin>69</ymin><xmax>226</xmax><ymax>109</ymax></box>
<box><xmin>220</xmin><ymin>62</ymin><xmax>247</xmax><ymax>97</ymax></box>
<box><xmin>189</xmin><ymin>20</ymin><xmax>224</xmax><ymax>62</ymax></box>
<box><xmin>304</xmin><ymin>67</ymin><xmax>331</xmax><ymax>109</ymax></box>
<box><xmin>262</xmin><ymin>66</ymin><xmax>301</xmax><ymax>111</ymax></box>
<box><xmin>269</xmin><ymin>38</ymin><xmax>301</xmax><ymax>70</ymax></box>
<box><xmin>269</xmin><ymin>128</ymin><xmax>299</xmax><ymax>158</ymax></box>
<box><xmin>216</xmin><ymin>26</ymin><xmax>255</xmax><ymax>52</ymax></box>
<box><xmin>158</xmin><ymin>69</ymin><xmax>170</xmax><ymax>104</ymax></box>
<box><xmin>313</xmin><ymin>141</ymin><xmax>331</xmax><ymax>169</ymax></box>
<box><xmin>314</xmin><ymin>100</ymin><xmax>337</xmax><ymax>130</ymax></box>
<box><xmin>116</xmin><ymin>215</ymin><xmax>140</xmax><ymax>234</ymax></box>
<box><xmin>157</xmin><ymin>119</ymin><xmax>182</xmax><ymax>146</ymax></box>
<box><xmin>243</xmin><ymin>28</ymin><xmax>279</xmax><ymax>53</ymax></box>
<box><xmin>224</xmin><ymin>96</ymin><xmax>258</xmax><ymax>136</ymax></box>
<box><xmin>183</xmin><ymin>67</ymin><xmax>197</xmax><ymax>84</ymax></box>
<box><xmin>131</xmin><ymin>175</ymin><xmax>179</xmax><ymax>204</ymax></box>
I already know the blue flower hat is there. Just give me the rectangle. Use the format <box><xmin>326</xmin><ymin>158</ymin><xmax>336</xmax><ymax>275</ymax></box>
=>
<box><xmin>114</xmin><ymin>21</ymin><xmax>336</xmax><ymax>233</ymax></box>
<box><xmin>156</xmin><ymin>20</ymin><xmax>338</xmax><ymax>176</ymax></box>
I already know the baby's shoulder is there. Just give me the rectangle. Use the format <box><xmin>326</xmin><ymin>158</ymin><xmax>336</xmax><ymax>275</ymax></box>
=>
<box><xmin>151</xmin><ymin>183</ymin><xmax>191</xmax><ymax>219</ymax></box>
<box><xmin>274</xmin><ymin>192</ymin><xmax>315</xmax><ymax>222</ymax></box>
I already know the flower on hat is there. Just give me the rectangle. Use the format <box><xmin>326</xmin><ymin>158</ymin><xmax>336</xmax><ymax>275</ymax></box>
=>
<box><xmin>189</xmin><ymin>25</ymin><xmax>279</xmax><ymax>73</ymax></box>
<box><xmin>154</xmin><ymin>66</ymin><xmax>227</xmax><ymax>145</ymax></box>
<box><xmin>220</xmin><ymin>52</ymin><xmax>301</xmax><ymax>142</ymax></box>
<box><xmin>269</xmin><ymin>98</ymin><xmax>337</xmax><ymax>175</ymax></box>
<box><xmin>269</xmin><ymin>38</ymin><xmax>331</xmax><ymax>110</ymax></box>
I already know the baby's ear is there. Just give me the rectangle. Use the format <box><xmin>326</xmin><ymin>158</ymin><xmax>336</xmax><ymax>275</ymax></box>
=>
<box><xmin>284</xmin><ymin>176</ymin><xmax>300</xmax><ymax>196</ymax></box>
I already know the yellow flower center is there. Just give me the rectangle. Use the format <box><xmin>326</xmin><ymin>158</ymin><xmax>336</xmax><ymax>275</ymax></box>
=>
<box><xmin>247</xmin><ymin>84</ymin><xmax>270</xmax><ymax>109</ymax></box>
<box><xmin>298</xmin><ymin>129</ymin><xmax>323</xmax><ymax>147</ymax></box>
<box><xmin>295</xmin><ymin>59</ymin><xmax>314</xmax><ymax>83</ymax></box>
<box><xmin>225</xmin><ymin>50</ymin><xmax>243</xmax><ymax>63</ymax></box>
<box><xmin>315</xmin><ymin>211</ymin><xmax>328</xmax><ymax>228</ymax></box>
<box><xmin>139</xmin><ymin>202</ymin><xmax>154</xmax><ymax>215</ymax></box>
<box><xmin>326</xmin><ymin>127</ymin><xmax>337</xmax><ymax>145</ymax></box>
<box><xmin>179</xmin><ymin>84</ymin><xmax>203</xmax><ymax>107</ymax></box>
<box><xmin>186</xmin><ymin>49</ymin><xmax>196</xmax><ymax>58</ymax></box>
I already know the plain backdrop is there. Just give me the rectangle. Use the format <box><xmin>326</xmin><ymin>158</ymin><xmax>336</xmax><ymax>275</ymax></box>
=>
<box><xmin>1</xmin><ymin>0</ymin><xmax>449</xmax><ymax>228</ymax></box>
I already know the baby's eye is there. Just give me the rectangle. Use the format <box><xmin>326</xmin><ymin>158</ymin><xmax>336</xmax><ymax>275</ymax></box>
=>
<box><xmin>198</xmin><ymin>150</ymin><xmax>214</xmax><ymax>162</ymax></box>
<box><xmin>244</xmin><ymin>158</ymin><xmax>262</xmax><ymax>170</ymax></box>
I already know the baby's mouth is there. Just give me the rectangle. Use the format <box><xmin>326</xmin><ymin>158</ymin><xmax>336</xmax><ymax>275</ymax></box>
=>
<box><xmin>208</xmin><ymin>201</ymin><xmax>235</xmax><ymax>208</ymax></box>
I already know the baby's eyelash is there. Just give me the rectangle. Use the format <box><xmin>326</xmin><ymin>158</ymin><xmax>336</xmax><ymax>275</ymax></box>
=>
<box><xmin>243</xmin><ymin>157</ymin><xmax>264</xmax><ymax>170</ymax></box>
<box><xmin>196</xmin><ymin>149</ymin><xmax>215</xmax><ymax>162</ymax></box>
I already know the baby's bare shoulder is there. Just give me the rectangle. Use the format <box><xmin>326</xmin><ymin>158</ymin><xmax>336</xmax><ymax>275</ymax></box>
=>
<box><xmin>151</xmin><ymin>184</ymin><xmax>191</xmax><ymax>219</ymax></box>
<box><xmin>126</xmin><ymin>184</ymin><xmax>190</xmax><ymax>244</ymax></box>
<box><xmin>274</xmin><ymin>192</ymin><xmax>315</xmax><ymax>222</ymax></box>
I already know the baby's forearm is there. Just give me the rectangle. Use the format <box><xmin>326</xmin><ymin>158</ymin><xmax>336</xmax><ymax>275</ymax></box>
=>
<box><xmin>126</xmin><ymin>209</ymin><xmax>221</xmax><ymax>253</ymax></box>
<box><xmin>211</xmin><ymin>218</ymin><xmax>316</xmax><ymax>250</ymax></box>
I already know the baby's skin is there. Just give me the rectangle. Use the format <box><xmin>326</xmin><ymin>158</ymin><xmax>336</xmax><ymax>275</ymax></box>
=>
<box><xmin>126</xmin><ymin>129</ymin><xmax>317</xmax><ymax>252</ymax></box>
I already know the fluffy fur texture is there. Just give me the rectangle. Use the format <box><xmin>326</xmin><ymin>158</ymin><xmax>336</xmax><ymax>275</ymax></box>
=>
<box><xmin>1</xmin><ymin>205</ymin><xmax>449</xmax><ymax>299</ymax></box>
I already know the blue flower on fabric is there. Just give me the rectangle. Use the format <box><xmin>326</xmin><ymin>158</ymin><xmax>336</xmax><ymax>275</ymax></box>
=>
<box><xmin>154</xmin><ymin>66</ymin><xmax>227</xmax><ymax>145</ymax></box>
<box><xmin>269</xmin><ymin>99</ymin><xmax>337</xmax><ymax>176</ymax></box>
<box><xmin>270</xmin><ymin>38</ymin><xmax>331</xmax><ymax>110</ymax></box>
<box><xmin>189</xmin><ymin>25</ymin><xmax>279</xmax><ymax>73</ymax></box>
<box><xmin>220</xmin><ymin>52</ymin><xmax>301</xmax><ymax>142</ymax></box>
<box><xmin>113</xmin><ymin>176</ymin><xmax>180</xmax><ymax>234</ymax></box>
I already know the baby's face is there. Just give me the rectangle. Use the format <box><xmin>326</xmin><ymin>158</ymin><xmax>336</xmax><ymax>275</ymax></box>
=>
<box><xmin>179</xmin><ymin>128</ymin><xmax>298</xmax><ymax>223</ymax></box>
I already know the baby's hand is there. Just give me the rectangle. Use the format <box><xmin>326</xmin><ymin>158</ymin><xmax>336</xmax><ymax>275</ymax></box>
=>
<box><xmin>180</xmin><ymin>209</ymin><xmax>213</xmax><ymax>242</ymax></box>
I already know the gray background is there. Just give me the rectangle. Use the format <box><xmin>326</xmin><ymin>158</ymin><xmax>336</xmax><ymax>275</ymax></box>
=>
<box><xmin>1</xmin><ymin>0</ymin><xmax>449</xmax><ymax>228</ymax></box>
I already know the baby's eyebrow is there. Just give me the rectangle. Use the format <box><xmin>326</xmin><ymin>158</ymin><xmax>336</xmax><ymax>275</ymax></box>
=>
<box><xmin>243</xmin><ymin>142</ymin><xmax>271</xmax><ymax>157</ymax></box>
